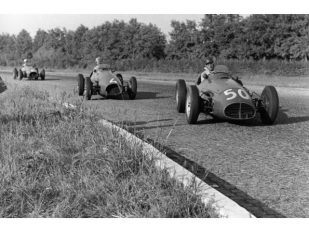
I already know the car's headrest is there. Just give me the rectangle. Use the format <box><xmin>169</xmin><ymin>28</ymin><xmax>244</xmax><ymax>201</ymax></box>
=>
<box><xmin>214</xmin><ymin>65</ymin><xmax>229</xmax><ymax>74</ymax></box>
<box><xmin>99</xmin><ymin>64</ymin><xmax>111</xmax><ymax>69</ymax></box>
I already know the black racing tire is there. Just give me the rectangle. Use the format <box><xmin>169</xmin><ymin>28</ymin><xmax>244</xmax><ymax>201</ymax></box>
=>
<box><xmin>18</xmin><ymin>69</ymin><xmax>23</xmax><ymax>80</ymax></box>
<box><xmin>175</xmin><ymin>79</ymin><xmax>187</xmax><ymax>113</ymax></box>
<box><xmin>13</xmin><ymin>68</ymin><xmax>18</xmax><ymax>79</ymax></box>
<box><xmin>40</xmin><ymin>69</ymin><xmax>45</xmax><ymax>80</ymax></box>
<box><xmin>116</xmin><ymin>73</ymin><xmax>124</xmax><ymax>86</ymax></box>
<box><xmin>128</xmin><ymin>76</ymin><xmax>137</xmax><ymax>100</ymax></box>
<box><xmin>77</xmin><ymin>74</ymin><xmax>85</xmax><ymax>96</ymax></box>
<box><xmin>260</xmin><ymin>86</ymin><xmax>279</xmax><ymax>125</ymax></box>
<box><xmin>85</xmin><ymin>77</ymin><xmax>92</xmax><ymax>100</ymax></box>
<box><xmin>185</xmin><ymin>85</ymin><xmax>200</xmax><ymax>124</ymax></box>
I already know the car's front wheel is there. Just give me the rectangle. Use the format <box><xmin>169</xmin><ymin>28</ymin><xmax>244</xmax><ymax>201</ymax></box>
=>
<box><xmin>77</xmin><ymin>74</ymin><xmax>85</xmax><ymax>96</ymax></box>
<box><xmin>85</xmin><ymin>77</ymin><xmax>92</xmax><ymax>100</ymax></box>
<box><xmin>18</xmin><ymin>69</ymin><xmax>23</xmax><ymax>80</ymax></box>
<box><xmin>185</xmin><ymin>85</ymin><xmax>200</xmax><ymax>124</ymax></box>
<box><xmin>175</xmin><ymin>79</ymin><xmax>187</xmax><ymax>113</ymax></box>
<box><xmin>13</xmin><ymin>68</ymin><xmax>18</xmax><ymax>79</ymax></box>
<box><xmin>260</xmin><ymin>85</ymin><xmax>279</xmax><ymax>125</ymax></box>
<box><xmin>128</xmin><ymin>76</ymin><xmax>137</xmax><ymax>100</ymax></box>
<box><xmin>40</xmin><ymin>69</ymin><xmax>45</xmax><ymax>80</ymax></box>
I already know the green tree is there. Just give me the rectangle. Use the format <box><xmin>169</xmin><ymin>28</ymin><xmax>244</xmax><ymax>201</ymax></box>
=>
<box><xmin>33</xmin><ymin>29</ymin><xmax>48</xmax><ymax>52</ymax></box>
<box><xmin>16</xmin><ymin>29</ymin><xmax>33</xmax><ymax>57</ymax></box>
<box><xmin>167</xmin><ymin>20</ymin><xmax>201</xmax><ymax>59</ymax></box>
<box><xmin>0</xmin><ymin>34</ymin><xmax>17</xmax><ymax>65</ymax></box>
<box><xmin>273</xmin><ymin>14</ymin><xmax>309</xmax><ymax>60</ymax></box>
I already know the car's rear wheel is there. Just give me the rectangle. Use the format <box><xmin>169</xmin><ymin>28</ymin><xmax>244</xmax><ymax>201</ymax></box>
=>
<box><xmin>40</xmin><ymin>69</ymin><xmax>45</xmax><ymax>80</ymax></box>
<box><xmin>85</xmin><ymin>77</ymin><xmax>92</xmax><ymax>100</ymax></box>
<box><xmin>18</xmin><ymin>69</ymin><xmax>23</xmax><ymax>80</ymax></box>
<box><xmin>176</xmin><ymin>79</ymin><xmax>187</xmax><ymax>113</ymax></box>
<box><xmin>77</xmin><ymin>74</ymin><xmax>85</xmax><ymax>96</ymax></box>
<box><xmin>128</xmin><ymin>76</ymin><xmax>137</xmax><ymax>100</ymax></box>
<box><xmin>260</xmin><ymin>86</ymin><xmax>279</xmax><ymax>125</ymax></box>
<box><xmin>13</xmin><ymin>68</ymin><xmax>18</xmax><ymax>79</ymax></box>
<box><xmin>116</xmin><ymin>73</ymin><xmax>124</xmax><ymax>86</ymax></box>
<box><xmin>185</xmin><ymin>85</ymin><xmax>200</xmax><ymax>124</ymax></box>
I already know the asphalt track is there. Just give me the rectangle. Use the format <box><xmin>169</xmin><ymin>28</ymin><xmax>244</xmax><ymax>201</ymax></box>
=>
<box><xmin>1</xmin><ymin>71</ymin><xmax>309</xmax><ymax>217</ymax></box>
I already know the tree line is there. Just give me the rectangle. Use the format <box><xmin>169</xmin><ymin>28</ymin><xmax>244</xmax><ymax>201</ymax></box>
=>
<box><xmin>0</xmin><ymin>14</ymin><xmax>308</xmax><ymax>74</ymax></box>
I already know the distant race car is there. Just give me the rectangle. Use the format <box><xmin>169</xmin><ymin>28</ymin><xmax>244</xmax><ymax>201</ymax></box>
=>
<box><xmin>0</xmin><ymin>76</ymin><xmax>7</xmax><ymax>94</ymax></box>
<box><xmin>77</xmin><ymin>65</ymin><xmax>137</xmax><ymax>100</ymax></box>
<box><xmin>13</xmin><ymin>65</ymin><xmax>45</xmax><ymax>80</ymax></box>
<box><xmin>175</xmin><ymin>65</ymin><xmax>279</xmax><ymax>125</ymax></box>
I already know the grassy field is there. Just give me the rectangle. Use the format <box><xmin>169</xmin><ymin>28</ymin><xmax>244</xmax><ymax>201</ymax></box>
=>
<box><xmin>0</xmin><ymin>83</ymin><xmax>218</xmax><ymax>218</ymax></box>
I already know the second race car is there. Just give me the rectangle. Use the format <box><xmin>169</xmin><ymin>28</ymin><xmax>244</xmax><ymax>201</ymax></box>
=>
<box><xmin>77</xmin><ymin>64</ymin><xmax>137</xmax><ymax>100</ymax></box>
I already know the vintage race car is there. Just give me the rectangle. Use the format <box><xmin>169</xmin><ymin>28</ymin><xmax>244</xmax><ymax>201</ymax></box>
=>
<box><xmin>0</xmin><ymin>76</ymin><xmax>7</xmax><ymax>94</ymax></box>
<box><xmin>13</xmin><ymin>65</ymin><xmax>45</xmax><ymax>80</ymax></box>
<box><xmin>77</xmin><ymin>65</ymin><xmax>137</xmax><ymax>100</ymax></box>
<box><xmin>175</xmin><ymin>65</ymin><xmax>279</xmax><ymax>125</ymax></box>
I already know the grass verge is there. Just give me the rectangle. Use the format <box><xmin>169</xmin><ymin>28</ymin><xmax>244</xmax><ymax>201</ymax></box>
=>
<box><xmin>0</xmin><ymin>84</ymin><xmax>218</xmax><ymax>218</ymax></box>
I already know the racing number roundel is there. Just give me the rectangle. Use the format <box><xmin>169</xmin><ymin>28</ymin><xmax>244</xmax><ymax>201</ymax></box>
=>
<box><xmin>224</xmin><ymin>89</ymin><xmax>250</xmax><ymax>100</ymax></box>
<box><xmin>238</xmin><ymin>89</ymin><xmax>250</xmax><ymax>99</ymax></box>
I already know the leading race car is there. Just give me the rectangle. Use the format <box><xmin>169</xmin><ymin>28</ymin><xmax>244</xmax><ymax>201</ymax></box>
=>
<box><xmin>175</xmin><ymin>65</ymin><xmax>279</xmax><ymax>125</ymax></box>
<box><xmin>77</xmin><ymin>65</ymin><xmax>137</xmax><ymax>100</ymax></box>
<box><xmin>13</xmin><ymin>65</ymin><xmax>45</xmax><ymax>81</ymax></box>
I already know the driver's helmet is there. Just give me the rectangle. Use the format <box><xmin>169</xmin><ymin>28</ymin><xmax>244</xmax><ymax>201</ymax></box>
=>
<box><xmin>23</xmin><ymin>59</ymin><xmax>28</xmax><ymax>64</ymax></box>
<box><xmin>205</xmin><ymin>58</ymin><xmax>214</xmax><ymax>65</ymax></box>
<box><xmin>204</xmin><ymin>57</ymin><xmax>214</xmax><ymax>70</ymax></box>
<box><xmin>95</xmin><ymin>57</ymin><xmax>103</xmax><ymax>65</ymax></box>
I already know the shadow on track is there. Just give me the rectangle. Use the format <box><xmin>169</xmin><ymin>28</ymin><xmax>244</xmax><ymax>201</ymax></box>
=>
<box><xmin>85</xmin><ymin>91</ymin><xmax>170</xmax><ymax>101</ymax></box>
<box><xmin>275</xmin><ymin>108</ymin><xmax>309</xmax><ymax>125</ymax></box>
<box><xmin>223</xmin><ymin>107</ymin><xmax>309</xmax><ymax>127</ymax></box>
<box><xmin>17</xmin><ymin>79</ymin><xmax>61</xmax><ymax>81</ymax></box>
<box><xmin>135</xmin><ymin>91</ymin><xmax>170</xmax><ymax>100</ymax></box>
<box><xmin>196</xmin><ymin>117</ymin><xmax>225</xmax><ymax>125</ymax></box>
<box><xmin>39</xmin><ymin>78</ymin><xmax>61</xmax><ymax>81</ymax></box>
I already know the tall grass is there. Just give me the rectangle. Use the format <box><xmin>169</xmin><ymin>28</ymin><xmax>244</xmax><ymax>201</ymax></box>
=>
<box><xmin>0</xmin><ymin>85</ymin><xmax>217</xmax><ymax>217</ymax></box>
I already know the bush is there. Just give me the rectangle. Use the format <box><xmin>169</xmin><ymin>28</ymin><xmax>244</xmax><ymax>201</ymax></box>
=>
<box><xmin>110</xmin><ymin>58</ymin><xmax>309</xmax><ymax>76</ymax></box>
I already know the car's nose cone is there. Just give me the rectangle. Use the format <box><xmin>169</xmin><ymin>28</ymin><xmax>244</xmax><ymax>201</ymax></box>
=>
<box><xmin>224</xmin><ymin>103</ymin><xmax>255</xmax><ymax>119</ymax></box>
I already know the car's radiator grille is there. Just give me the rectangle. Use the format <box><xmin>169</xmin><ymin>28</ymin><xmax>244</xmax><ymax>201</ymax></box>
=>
<box><xmin>108</xmin><ymin>85</ymin><xmax>121</xmax><ymax>96</ymax></box>
<box><xmin>224</xmin><ymin>103</ymin><xmax>255</xmax><ymax>119</ymax></box>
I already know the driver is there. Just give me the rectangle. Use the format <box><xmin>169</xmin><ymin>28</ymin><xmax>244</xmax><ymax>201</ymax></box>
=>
<box><xmin>22</xmin><ymin>59</ymin><xmax>28</xmax><ymax>67</ymax></box>
<box><xmin>91</xmin><ymin>56</ymin><xmax>115</xmax><ymax>85</ymax></box>
<box><xmin>93</xmin><ymin>56</ymin><xmax>110</xmax><ymax>72</ymax></box>
<box><xmin>196</xmin><ymin>58</ymin><xmax>215</xmax><ymax>85</ymax></box>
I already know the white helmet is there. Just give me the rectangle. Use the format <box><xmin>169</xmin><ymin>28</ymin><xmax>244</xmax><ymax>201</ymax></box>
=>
<box><xmin>95</xmin><ymin>57</ymin><xmax>103</xmax><ymax>65</ymax></box>
<box><xmin>23</xmin><ymin>59</ymin><xmax>27</xmax><ymax>63</ymax></box>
